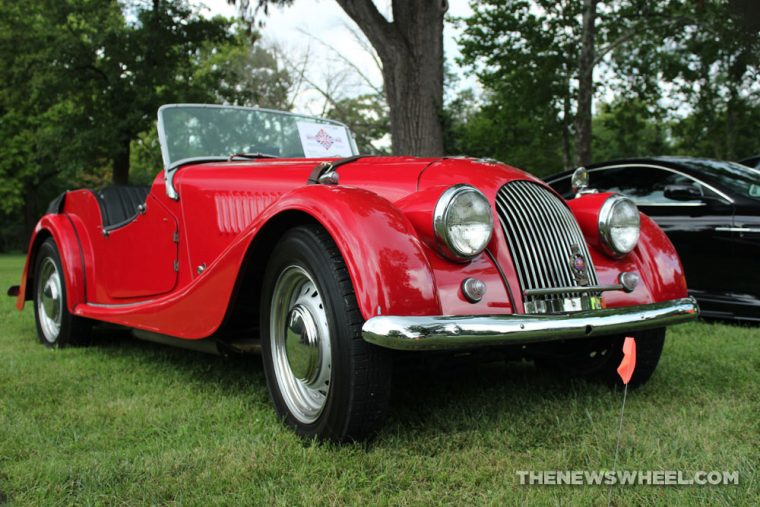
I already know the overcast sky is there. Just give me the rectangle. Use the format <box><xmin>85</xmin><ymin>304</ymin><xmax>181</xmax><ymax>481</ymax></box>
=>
<box><xmin>191</xmin><ymin>0</ymin><xmax>475</xmax><ymax>114</ymax></box>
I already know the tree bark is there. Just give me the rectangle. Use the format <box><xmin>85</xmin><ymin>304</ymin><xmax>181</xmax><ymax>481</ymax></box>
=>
<box><xmin>574</xmin><ymin>0</ymin><xmax>597</xmax><ymax>167</ymax></box>
<box><xmin>725</xmin><ymin>49</ymin><xmax>748</xmax><ymax>160</ymax></box>
<box><xmin>562</xmin><ymin>90</ymin><xmax>573</xmax><ymax>170</ymax></box>
<box><xmin>335</xmin><ymin>0</ymin><xmax>446</xmax><ymax>156</ymax></box>
<box><xmin>112</xmin><ymin>140</ymin><xmax>131</xmax><ymax>185</ymax></box>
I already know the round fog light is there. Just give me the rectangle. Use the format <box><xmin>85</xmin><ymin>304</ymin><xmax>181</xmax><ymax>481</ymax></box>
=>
<box><xmin>619</xmin><ymin>271</ymin><xmax>640</xmax><ymax>293</ymax></box>
<box><xmin>462</xmin><ymin>278</ymin><xmax>487</xmax><ymax>303</ymax></box>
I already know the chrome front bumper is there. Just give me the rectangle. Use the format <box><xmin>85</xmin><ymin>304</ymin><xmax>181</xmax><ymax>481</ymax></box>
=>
<box><xmin>362</xmin><ymin>297</ymin><xmax>699</xmax><ymax>351</ymax></box>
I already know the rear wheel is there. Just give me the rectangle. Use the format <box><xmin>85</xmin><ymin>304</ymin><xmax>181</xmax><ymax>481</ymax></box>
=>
<box><xmin>537</xmin><ymin>328</ymin><xmax>665</xmax><ymax>388</ymax></box>
<box><xmin>260</xmin><ymin>225</ymin><xmax>392</xmax><ymax>441</ymax></box>
<box><xmin>33</xmin><ymin>238</ymin><xmax>91</xmax><ymax>348</ymax></box>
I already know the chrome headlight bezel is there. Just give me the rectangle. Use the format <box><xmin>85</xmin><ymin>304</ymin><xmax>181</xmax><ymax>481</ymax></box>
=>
<box><xmin>433</xmin><ymin>185</ymin><xmax>494</xmax><ymax>261</ymax></box>
<box><xmin>598</xmin><ymin>195</ymin><xmax>640</xmax><ymax>257</ymax></box>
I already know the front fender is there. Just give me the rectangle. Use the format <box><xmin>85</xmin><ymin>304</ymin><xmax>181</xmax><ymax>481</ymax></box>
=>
<box><xmin>568</xmin><ymin>194</ymin><xmax>688</xmax><ymax>306</ymax></box>
<box><xmin>259</xmin><ymin>185</ymin><xmax>441</xmax><ymax>319</ymax></box>
<box><xmin>17</xmin><ymin>214</ymin><xmax>86</xmax><ymax>311</ymax></box>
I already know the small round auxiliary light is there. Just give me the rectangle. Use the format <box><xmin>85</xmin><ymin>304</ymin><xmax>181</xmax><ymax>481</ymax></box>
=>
<box><xmin>619</xmin><ymin>271</ymin><xmax>640</xmax><ymax>293</ymax></box>
<box><xmin>571</xmin><ymin>166</ymin><xmax>590</xmax><ymax>194</ymax></box>
<box><xmin>462</xmin><ymin>277</ymin><xmax>487</xmax><ymax>303</ymax></box>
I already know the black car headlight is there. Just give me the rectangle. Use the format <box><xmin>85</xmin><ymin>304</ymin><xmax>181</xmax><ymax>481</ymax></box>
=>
<box><xmin>598</xmin><ymin>195</ymin><xmax>640</xmax><ymax>256</ymax></box>
<box><xmin>433</xmin><ymin>185</ymin><xmax>493</xmax><ymax>261</ymax></box>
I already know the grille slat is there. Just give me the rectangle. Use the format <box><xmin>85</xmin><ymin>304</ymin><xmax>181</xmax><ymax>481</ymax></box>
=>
<box><xmin>494</xmin><ymin>197</ymin><xmax>531</xmax><ymax>291</ymax></box>
<box><xmin>533</xmin><ymin>185</ymin><xmax>587</xmax><ymax>294</ymax></box>
<box><xmin>495</xmin><ymin>181</ymin><xmax>599</xmax><ymax>308</ymax></box>
<box><xmin>497</xmin><ymin>191</ymin><xmax>546</xmax><ymax>288</ymax></box>
<box><xmin>541</xmin><ymin>189</ymin><xmax>599</xmax><ymax>286</ymax></box>
<box><xmin>521</xmin><ymin>183</ymin><xmax>574</xmax><ymax>291</ymax></box>
<box><xmin>512</xmin><ymin>183</ymin><xmax>561</xmax><ymax>289</ymax></box>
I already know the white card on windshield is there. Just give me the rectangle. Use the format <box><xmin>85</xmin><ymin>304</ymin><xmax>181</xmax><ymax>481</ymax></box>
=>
<box><xmin>296</xmin><ymin>121</ymin><xmax>353</xmax><ymax>158</ymax></box>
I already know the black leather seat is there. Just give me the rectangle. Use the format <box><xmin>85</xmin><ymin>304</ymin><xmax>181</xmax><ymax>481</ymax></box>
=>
<box><xmin>93</xmin><ymin>186</ymin><xmax>151</xmax><ymax>229</ymax></box>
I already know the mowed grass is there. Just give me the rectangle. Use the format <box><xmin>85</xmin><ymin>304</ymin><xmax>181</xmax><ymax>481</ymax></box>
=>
<box><xmin>0</xmin><ymin>254</ymin><xmax>758</xmax><ymax>506</ymax></box>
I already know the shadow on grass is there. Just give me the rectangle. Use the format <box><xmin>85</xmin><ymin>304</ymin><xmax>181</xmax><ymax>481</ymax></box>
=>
<box><xmin>82</xmin><ymin>322</ymin><xmax>753</xmax><ymax>452</ymax></box>
<box><xmin>87</xmin><ymin>327</ymin><xmax>266</xmax><ymax>397</ymax></box>
<box><xmin>60</xmin><ymin>323</ymin><xmax>747</xmax><ymax>452</ymax></box>
<box><xmin>83</xmin><ymin>327</ymin><xmax>615</xmax><ymax>444</ymax></box>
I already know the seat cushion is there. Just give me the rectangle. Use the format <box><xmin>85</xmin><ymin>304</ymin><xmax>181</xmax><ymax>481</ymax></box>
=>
<box><xmin>94</xmin><ymin>186</ymin><xmax>151</xmax><ymax>228</ymax></box>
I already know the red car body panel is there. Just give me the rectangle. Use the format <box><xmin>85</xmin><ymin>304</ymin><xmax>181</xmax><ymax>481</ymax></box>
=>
<box><xmin>17</xmin><ymin>214</ymin><xmax>87</xmax><ymax>311</ymax></box>
<box><xmin>17</xmin><ymin>156</ymin><xmax>688</xmax><ymax>340</ymax></box>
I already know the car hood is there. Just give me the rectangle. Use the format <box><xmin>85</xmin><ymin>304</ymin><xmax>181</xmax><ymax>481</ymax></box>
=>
<box><xmin>336</xmin><ymin>156</ymin><xmax>546</xmax><ymax>202</ymax></box>
<box><xmin>176</xmin><ymin>156</ymin><xmax>545</xmax><ymax>205</ymax></box>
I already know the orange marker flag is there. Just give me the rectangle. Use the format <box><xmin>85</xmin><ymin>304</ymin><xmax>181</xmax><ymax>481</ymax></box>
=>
<box><xmin>616</xmin><ymin>337</ymin><xmax>637</xmax><ymax>385</ymax></box>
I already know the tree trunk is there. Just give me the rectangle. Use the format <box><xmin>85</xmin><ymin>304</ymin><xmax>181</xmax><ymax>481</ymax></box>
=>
<box><xmin>725</xmin><ymin>50</ymin><xmax>748</xmax><ymax>160</ymax></box>
<box><xmin>562</xmin><ymin>90</ymin><xmax>573</xmax><ymax>170</ymax></box>
<box><xmin>574</xmin><ymin>0</ymin><xmax>597</xmax><ymax>167</ymax></box>
<box><xmin>336</xmin><ymin>0</ymin><xmax>446</xmax><ymax>156</ymax></box>
<box><xmin>112</xmin><ymin>140</ymin><xmax>130</xmax><ymax>185</ymax></box>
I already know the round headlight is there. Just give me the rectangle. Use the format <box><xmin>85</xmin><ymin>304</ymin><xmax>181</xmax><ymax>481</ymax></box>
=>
<box><xmin>434</xmin><ymin>185</ymin><xmax>494</xmax><ymax>261</ymax></box>
<box><xmin>598</xmin><ymin>195</ymin><xmax>640</xmax><ymax>256</ymax></box>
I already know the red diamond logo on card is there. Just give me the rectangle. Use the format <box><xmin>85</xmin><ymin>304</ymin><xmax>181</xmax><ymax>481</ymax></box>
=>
<box><xmin>314</xmin><ymin>129</ymin><xmax>335</xmax><ymax>150</ymax></box>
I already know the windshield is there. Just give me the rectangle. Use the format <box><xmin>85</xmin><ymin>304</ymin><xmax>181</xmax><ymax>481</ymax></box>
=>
<box><xmin>679</xmin><ymin>159</ymin><xmax>760</xmax><ymax>199</ymax></box>
<box><xmin>157</xmin><ymin>104</ymin><xmax>358</xmax><ymax>169</ymax></box>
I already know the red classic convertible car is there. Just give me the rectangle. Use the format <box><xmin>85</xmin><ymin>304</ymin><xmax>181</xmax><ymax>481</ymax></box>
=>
<box><xmin>13</xmin><ymin>104</ymin><xmax>698</xmax><ymax>441</ymax></box>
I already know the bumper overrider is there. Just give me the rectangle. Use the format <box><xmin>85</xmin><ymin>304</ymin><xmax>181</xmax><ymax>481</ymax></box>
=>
<box><xmin>362</xmin><ymin>297</ymin><xmax>699</xmax><ymax>351</ymax></box>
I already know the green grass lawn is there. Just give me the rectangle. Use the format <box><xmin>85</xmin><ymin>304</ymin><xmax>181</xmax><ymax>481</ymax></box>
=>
<box><xmin>1</xmin><ymin>254</ymin><xmax>758</xmax><ymax>506</ymax></box>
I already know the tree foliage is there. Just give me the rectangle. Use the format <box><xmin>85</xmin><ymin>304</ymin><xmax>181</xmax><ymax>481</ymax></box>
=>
<box><xmin>0</xmin><ymin>0</ymin><xmax>292</xmax><ymax>250</ymax></box>
<box><xmin>453</xmin><ymin>0</ymin><xmax>760</xmax><ymax>174</ymax></box>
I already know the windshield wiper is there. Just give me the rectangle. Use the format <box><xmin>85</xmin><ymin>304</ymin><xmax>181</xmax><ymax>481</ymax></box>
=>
<box><xmin>228</xmin><ymin>152</ymin><xmax>280</xmax><ymax>161</ymax></box>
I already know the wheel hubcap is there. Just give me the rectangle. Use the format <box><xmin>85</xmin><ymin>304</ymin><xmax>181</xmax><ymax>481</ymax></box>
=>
<box><xmin>271</xmin><ymin>265</ymin><xmax>332</xmax><ymax>424</ymax></box>
<box><xmin>36</xmin><ymin>258</ymin><xmax>62</xmax><ymax>342</ymax></box>
<box><xmin>285</xmin><ymin>304</ymin><xmax>321</xmax><ymax>383</ymax></box>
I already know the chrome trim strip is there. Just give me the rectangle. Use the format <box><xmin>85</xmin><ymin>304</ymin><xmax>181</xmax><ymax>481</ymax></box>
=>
<box><xmin>631</xmin><ymin>201</ymin><xmax>706</xmax><ymax>207</ymax></box>
<box><xmin>362</xmin><ymin>297</ymin><xmax>699</xmax><ymax>351</ymax></box>
<box><xmin>84</xmin><ymin>299</ymin><xmax>158</xmax><ymax>309</ymax></box>
<box><xmin>523</xmin><ymin>284</ymin><xmax>624</xmax><ymax>297</ymax></box>
<box><xmin>589</xmin><ymin>164</ymin><xmax>733</xmax><ymax>204</ymax></box>
<box><xmin>546</xmin><ymin>164</ymin><xmax>734</xmax><ymax>204</ymax></box>
<box><xmin>715</xmin><ymin>226</ymin><xmax>760</xmax><ymax>233</ymax></box>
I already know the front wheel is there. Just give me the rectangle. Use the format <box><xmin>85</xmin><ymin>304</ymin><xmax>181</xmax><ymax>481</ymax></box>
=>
<box><xmin>260</xmin><ymin>225</ymin><xmax>392</xmax><ymax>441</ymax></box>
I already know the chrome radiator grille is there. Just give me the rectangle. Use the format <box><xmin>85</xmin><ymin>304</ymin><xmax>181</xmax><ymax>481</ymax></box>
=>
<box><xmin>495</xmin><ymin>181</ymin><xmax>599</xmax><ymax>311</ymax></box>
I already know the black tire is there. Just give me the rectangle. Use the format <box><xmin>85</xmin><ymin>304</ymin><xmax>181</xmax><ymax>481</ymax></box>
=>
<box><xmin>32</xmin><ymin>238</ymin><xmax>92</xmax><ymax>348</ymax></box>
<box><xmin>537</xmin><ymin>328</ymin><xmax>665</xmax><ymax>389</ymax></box>
<box><xmin>260</xmin><ymin>225</ymin><xmax>392</xmax><ymax>441</ymax></box>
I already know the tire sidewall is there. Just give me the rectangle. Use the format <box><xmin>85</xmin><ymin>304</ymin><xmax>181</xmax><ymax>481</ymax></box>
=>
<box><xmin>260</xmin><ymin>228</ymin><xmax>358</xmax><ymax>439</ymax></box>
<box><xmin>33</xmin><ymin>239</ymin><xmax>69</xmax><ymax>348</ymax></box>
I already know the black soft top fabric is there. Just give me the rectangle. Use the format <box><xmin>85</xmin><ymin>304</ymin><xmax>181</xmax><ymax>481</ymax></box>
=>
<box><xmin>93</xmin><ymin>186</ymin><xmax>151</xmax><ymax>229</ymax></box>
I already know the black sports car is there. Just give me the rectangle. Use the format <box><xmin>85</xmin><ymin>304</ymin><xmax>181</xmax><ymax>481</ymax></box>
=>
<box><xmin>546</xmin><ymin>156</ymin><xmax>760</xmax><ymax>322</ymax></box>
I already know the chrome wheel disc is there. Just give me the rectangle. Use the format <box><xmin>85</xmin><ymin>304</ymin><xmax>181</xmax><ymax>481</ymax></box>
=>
<box><xmin>36</xmin><ymin>258</ymin><xmax>62</xmax><ymax>343</ymax></box>
<box><xmin>270</xmin><ymin>265</ymin><xmax>332</xmax><ymax>424</ymax></box>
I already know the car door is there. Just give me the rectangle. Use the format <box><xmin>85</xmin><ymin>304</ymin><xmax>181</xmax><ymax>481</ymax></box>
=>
<box><xmin>587</xmin><ymin>165</ymin><xmax>735</xmax><ymax>299</ymax></box>
<box><xmin>726</xmin><ymin>200</ymin><xmax>760</xmax><ymax>315</ymax></box>
<box><xmin>95</xmin><ymin>193</ymin><xmax>179</xmax><ymax>300</ymax></box>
